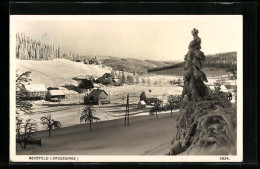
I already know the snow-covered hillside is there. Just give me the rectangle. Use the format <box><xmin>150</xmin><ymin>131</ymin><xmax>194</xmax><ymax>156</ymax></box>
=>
<box><xmin>16</xmin><ymin>59</ymin><xmax>111</xmax><ymax>87</ymax></box>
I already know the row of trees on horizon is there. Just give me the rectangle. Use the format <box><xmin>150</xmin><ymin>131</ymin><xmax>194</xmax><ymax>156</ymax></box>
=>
<box><xmin>148</xmin><ymin>52</ymin><xmax>237</xmax><ymax>73</ymax></box>
<box><xmin>16</xmin><ymin>32</ymin><xmax>79</xmax><ymax>61</ymax></box>
<box><xmin>204</xmin><ymin>52</ymin><xmax>237</xmax><ymax>68</ymax></box>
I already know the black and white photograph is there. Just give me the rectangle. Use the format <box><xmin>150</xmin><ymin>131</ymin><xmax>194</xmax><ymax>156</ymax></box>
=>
<box><xmin>10</xmin><ymin>15</ymin><xmax>243</xmax><ymax>162</ymax></box>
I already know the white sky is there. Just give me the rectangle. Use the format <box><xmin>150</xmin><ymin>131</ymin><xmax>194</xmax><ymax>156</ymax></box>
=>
<box><xmin>12</xmin><ymin>15</ymin><xmax>242</xmax><ymax>61</ymax></box>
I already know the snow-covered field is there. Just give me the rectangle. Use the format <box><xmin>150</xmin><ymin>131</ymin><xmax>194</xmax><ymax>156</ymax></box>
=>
<box><xmin>20</xmin><ymin>85</ymin><xmax>182</xmax><ymax>131</ymax></box>
<box><xmin>17</xmin><ymin>113</ymin><xmax>179</xmax><ymax>155</ymax></box>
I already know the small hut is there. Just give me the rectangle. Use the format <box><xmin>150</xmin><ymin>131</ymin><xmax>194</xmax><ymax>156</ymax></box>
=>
<box><xmin>46</xmin><ymin>90</ymin><xmax>65</xmax><ymax>102</ymax></box>
<box><xmin>84</xmin><ymin>89</ymin><xmax>109</xmax><ymax>105</ymax></box>
<box><xmin>137</xmin><ymin>100</ymin><xmax>146</xmax><ymax>109</ymax></box>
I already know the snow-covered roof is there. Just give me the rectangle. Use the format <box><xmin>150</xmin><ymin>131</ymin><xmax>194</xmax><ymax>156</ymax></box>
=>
<box><xmin>221</xmin><ymin>75</ymin><xmax>229</xmax><ymax>78</ymax></box>
<box><xmin>49</xmin><ymin>90</ymin><xmax>65</xmax><ymax>96</ymax></box>
<box><xmin>220</xmin><ymin>85</ymin><xmax>229</xmax><ymax>92</ymax></box>
<box><xmin>113</xmin><ymin>78</ymin><xmax>121</xmax><ymax>83</ymax></box>
<box><xmin>24</xmin><ymin>84</ymin><xmax>47</xmax><ymax>92</ymax></box>
<box><xmin>139</xmin><ymin>101</ymin><xmax>146</xmax><ymax>105</ymax></box>
<box><xmin>85</xmin><ymin>89</ymin><xmax>108</xmax><ymax>100</ymax></box>
<box><xmin>208</xmin><ymin>86</ymin><xmax>215</xmax><ymax>90</ymax></box>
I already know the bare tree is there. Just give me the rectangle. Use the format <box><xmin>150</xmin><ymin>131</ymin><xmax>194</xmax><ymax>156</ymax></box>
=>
<box><xmin>16</xmin><ymin>118</ymin><xmax>37</xmax><ymax>149</ymax></box>
<box><xmin>147</xmin><ymin>78</ymin><xmax>151</xmax><ymax>86</ymax></box>
<box><xmin>126</xmin><ymin>75</ymin><xmax>134</xmax><ymax>84</ymax></box>
<box><xmin>149</xmin><ymin>100</ymin><xmax>163</xmax><ymax>119</ymax></box>
<box><xmin>167</xmin><ymin>95</ymin><xmax>182</xmax><ymax>116</ymax></box>
<box><xmin>135</xmin><ymin>75</ymin><xmax>140</xmax><ymax>84</ymax></box>
<box><xmin>16</xmin><ymin>70</ymin><xmax>38</xmax><ymax>149</ymax></box>
<box><xmin>41</xmin><ymin>114</ymin><xmax>61</xmax><ymax>137</ymax></box>
<box><xmin>141</xmin><ymin>77</ymin><xmax>146</xmax><ymax>85</ymax></box>
<box><xmin>154</xmin><ymin>81</ymin><xmax>157</xmax><ymax>86</ymax></box>
<box><xmin>16</xmin><ymin>70</ymin><xmax>33</xmax><ymax>115</ymax></box>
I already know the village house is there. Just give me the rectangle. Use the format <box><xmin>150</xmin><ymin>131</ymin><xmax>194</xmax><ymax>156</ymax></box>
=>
<box><xmin>96</xmin><ymin>73</ymin><xmax>121</xmax><ymax>85</ymax></box>
<box><xmin>46</xmin><ymin>90</ymin><xmax>65</xmax><ymax>102</ymax></box>
<box><xmin>84</xmin><ymin>89</ymin><xmax>109</xmax><ymax>105</ymax></box>
<box><xmin>96</xmin><ymin>73</ymin><xmax>111</xmax><ymax>85</ymax></box>
<box><xmin>137</xmin><ymin>100</ymin><xmax>146</xmax><ymax>109</ymax></box>
<box><xmin>146</xmin><ymin>98</ymin><xmax>159</xmax><ymax>106</ymax></box>
<box><xmin>220</xmin><ymin>85</ymin><xmax>229</xmax><ymax>93</ymax></box>
<box><xmin>113</xmin><ymin>78</ymin><xmax>121</xmax><ymax>86</ymax></box>
<box><xmin>207</xmin><ymin>84</ymin><xmax>232</xmax><ymax>100</ymax></box>
<box><xmin>76</xmin><ymin>79</ymin><xmax>94</xmax><ymax>93</ymax></box>
<box><xmin>207</xmin><ymin>84</ymin><xmax>216</xmax><ymax>94</ymax></box>
<box><xmin>89</xmin><ymin>56</ymin><xmax>100</xmax><ymax>66</ymax></box>
<box><xmin>21</xmin><ymin>84</ymin><xmax>48</xmax><ymax>100</ymax></box>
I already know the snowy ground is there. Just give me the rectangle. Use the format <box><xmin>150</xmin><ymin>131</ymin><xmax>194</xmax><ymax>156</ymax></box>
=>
<box><xmin>17</xmin><ymin>84</ymin><xmax>182</xmax><ymax>155</ymax></box>
<box><xmin>17</xmin><ymin>112</ymin><xmax>179</xmax><ymax>155</ymax></box>
<box><xmin>15</xmin><ymin>59</ymin><xmax>237</xmax><ymax>155</ymax></box>
<box><xmin>16</xmin><ymin>59</ymin><xmax>111</xmax><ymax>87</ymax></box>
<box><xmin>20</xmin><ymin>85</ymin><xmax>182</xmax><ymax>131</ymax></box>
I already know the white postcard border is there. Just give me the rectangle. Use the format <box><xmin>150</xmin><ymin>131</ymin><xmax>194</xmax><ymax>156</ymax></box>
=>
<box><xmin>10</xmin><ymin>15</ymin><xmax>243</xmax><ymax>162</ymax></box>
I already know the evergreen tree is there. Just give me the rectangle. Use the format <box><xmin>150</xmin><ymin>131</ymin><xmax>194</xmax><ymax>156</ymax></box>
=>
<box><xmin>140</xmin><ymin>91</ymin><xmax>147</xmax><ymax>103</ymax></box>
<box><xmin>182</xmin><ymin>28</ymin><xmax>208</xmax><ymax>102</ymax></box>
<box><xmin>170</xmin><ymin>29</ymin><xmax>237</xmax><ymax>155</ymax></box>
<box><xmin>80</xmin><ymin>105</ymin><xmax>100</xmax><ymax>131</ymax></box>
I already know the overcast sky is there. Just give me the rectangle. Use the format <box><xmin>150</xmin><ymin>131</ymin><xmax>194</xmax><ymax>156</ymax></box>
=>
<box><xmin>13</xmin><ymin>15</ymin><xmax>242</xmax><ymax>61</ymax></box>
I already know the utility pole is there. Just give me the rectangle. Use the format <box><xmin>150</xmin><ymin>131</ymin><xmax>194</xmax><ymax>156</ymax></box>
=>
<box><xmin>109</xmin><ymin>91</ymin><xmax>111</xmax><ymax>103</ymax></box>
<box><xmin>124</xmin><ymin>93</ymin><xmax>130</xmax><ymax>126</ymax></box>
<box><xmin>124</xmin><ymin>94</ymin><xmax>127</xmax><ymax>125</ymax></box>
<box><xmin>78</xmin><ymin>93</ymin><xmax>80</xmax><ymax>116</ymax></box>
<box><xmin>127</xmin><ymin>93</ymin><xmax>129</xmax><ymax>125</ymax></box>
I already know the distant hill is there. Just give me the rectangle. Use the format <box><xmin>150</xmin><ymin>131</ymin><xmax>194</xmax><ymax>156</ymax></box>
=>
<box><xmin>74</xmin><ymin>55</ymin><xmax>178</xmax><ymax>74</ymax></box>
<box><xmin>99</xmin><ymin>57</ymin><xmax>176</xmax><ymax>74</ymax></box>
<box><xmin>147</xmin><ymin>51</ymin><xmax>237</xmax><ymax>75</ymax></box>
